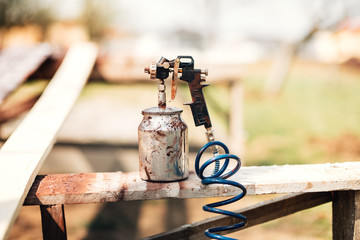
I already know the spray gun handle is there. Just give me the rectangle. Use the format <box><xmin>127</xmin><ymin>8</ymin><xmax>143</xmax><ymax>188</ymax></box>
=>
<box><xmin>177</xmin><ymin>56</ymin><xmax>212</xmax><ymax>129</ymax></box>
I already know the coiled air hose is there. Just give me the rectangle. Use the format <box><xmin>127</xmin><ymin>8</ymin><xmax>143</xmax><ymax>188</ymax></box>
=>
<box><xmin>195</xmin><ymin>141</ymin><xmax>247</xmax><ymax>240</ymax></box>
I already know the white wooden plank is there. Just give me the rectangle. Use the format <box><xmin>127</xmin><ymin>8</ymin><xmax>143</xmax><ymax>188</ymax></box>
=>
<box><xmin>0</xmin><ymin>42</ymin><xmax>98</xmax><ymax>239</ymax></box>
<box><xmin>25</xmin><ymin>162</ymin><xmax>360</xmax><ymax>205</ymax></box>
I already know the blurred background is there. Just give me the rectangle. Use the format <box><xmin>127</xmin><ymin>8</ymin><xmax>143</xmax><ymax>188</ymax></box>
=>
<box><xmin>2</xmin><ymin>0</ymin><xmax>360</xmax><ymax>239</ymax></box>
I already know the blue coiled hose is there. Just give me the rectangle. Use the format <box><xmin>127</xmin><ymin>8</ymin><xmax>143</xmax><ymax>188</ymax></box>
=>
<box><xmin>195</xmin><ymin>141</ymin><xmax>247</xmax><ymax>240</ymax></box>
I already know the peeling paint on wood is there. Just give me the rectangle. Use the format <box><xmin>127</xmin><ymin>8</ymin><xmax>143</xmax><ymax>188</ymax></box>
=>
<box><xmin>24</xmin><ymin>162</ymin><xmax>360</xmax><ymax>205</ymax></box>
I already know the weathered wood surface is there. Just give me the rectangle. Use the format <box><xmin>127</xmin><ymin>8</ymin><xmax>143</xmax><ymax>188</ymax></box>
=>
<box><xmin>0</xmin><ymin>44</ymin><xmax>52</xmax><ymax>105</ymax></box>
<box><xmin>333</xmin><ymin>191</ymin><xmax>360</xmax><ymax>240</ymax></box>
<box><xmin>25</xmin><ymin>162</ymin><xmax>360</xmax><ymax>205</ymax></box>
<box><xmin>0</xmin><ymin>42</ymin><xmax>98</xmax><ymax>239</ymax></box>
<box><xmin>40</xmin><ymin>204</ymin><xmax>67</xmax><ymax>240</ymax></box>
<box><xmin>144</xmin><ymin>192</ymin><xmax>332</xmax><ymax>240</ymax></box>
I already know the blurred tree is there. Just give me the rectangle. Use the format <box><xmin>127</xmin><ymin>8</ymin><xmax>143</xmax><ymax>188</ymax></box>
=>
<box><xmin>0</xmin><ymin>0</ymin><xmax>54</xmax><ymax>48</ymax></box>
<box><xmin>0</xmin><ymin>0</ymin><xmax>54</xmax><ymax>30</ymax></box>
<box><xmin>263</xmin><ymin>0</ymin><xmax>360</xmax><ymax>96</ymax></box>
<box><xmin>79</xmin><ymin>0</ymin><xmax>117</xmax><ymax>41</ymax></box>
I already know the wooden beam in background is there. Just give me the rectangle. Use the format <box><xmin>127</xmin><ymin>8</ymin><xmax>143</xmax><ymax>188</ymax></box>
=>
<box><xmin>144</xmin><ymin>192</ymin><xmax>332</xmax><ymax>240</ymax></box>
<box><xmin>0</xmin><ymin>95</ymin><xmax>40</xmax><ymax>124</ymax></box>
<box><xmin>0</xmin><ymin>44</ymin><xmax>52</xmax><ymax>105</ymax></box>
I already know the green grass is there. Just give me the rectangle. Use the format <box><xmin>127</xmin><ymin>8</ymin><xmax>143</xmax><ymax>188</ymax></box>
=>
<box><xmin>242</xmin><ymin>62</ymin><xmax>360</xmax><ymax>166</ymax></box>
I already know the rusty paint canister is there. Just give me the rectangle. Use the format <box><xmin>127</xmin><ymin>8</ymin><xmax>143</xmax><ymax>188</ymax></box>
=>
<box><xmin>138</xmin><ymin>106</ymin><xmax>188</xmax><ymax>182</ymax></box>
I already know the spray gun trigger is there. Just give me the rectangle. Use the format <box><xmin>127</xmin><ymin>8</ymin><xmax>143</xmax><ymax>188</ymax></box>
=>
<box><xmin>171</xmin><ymin>58</ymin><xmax>180</xmax><ymax>101</ymax></box>
<box><xmin>200</xmin><ymin>83</ymin><xmax>210</xmax><ymax>87</ymax></box>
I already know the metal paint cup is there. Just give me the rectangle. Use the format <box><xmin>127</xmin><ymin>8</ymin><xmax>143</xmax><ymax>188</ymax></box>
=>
<box><xmin>138</xmin><ymin>106</ymin><xmax>188</xmax><ymax>182</ymax></box>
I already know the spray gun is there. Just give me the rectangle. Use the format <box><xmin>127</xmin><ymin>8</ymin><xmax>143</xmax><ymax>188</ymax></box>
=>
<box><xmin>140</xmin><ymin>56</ymin><xmax>217</xmax><ymax>182</ymax></box>
<box><xmin>140</xmin><ymin>56</ymin><xmax>247</xmax><ymax>239</ymax></box>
